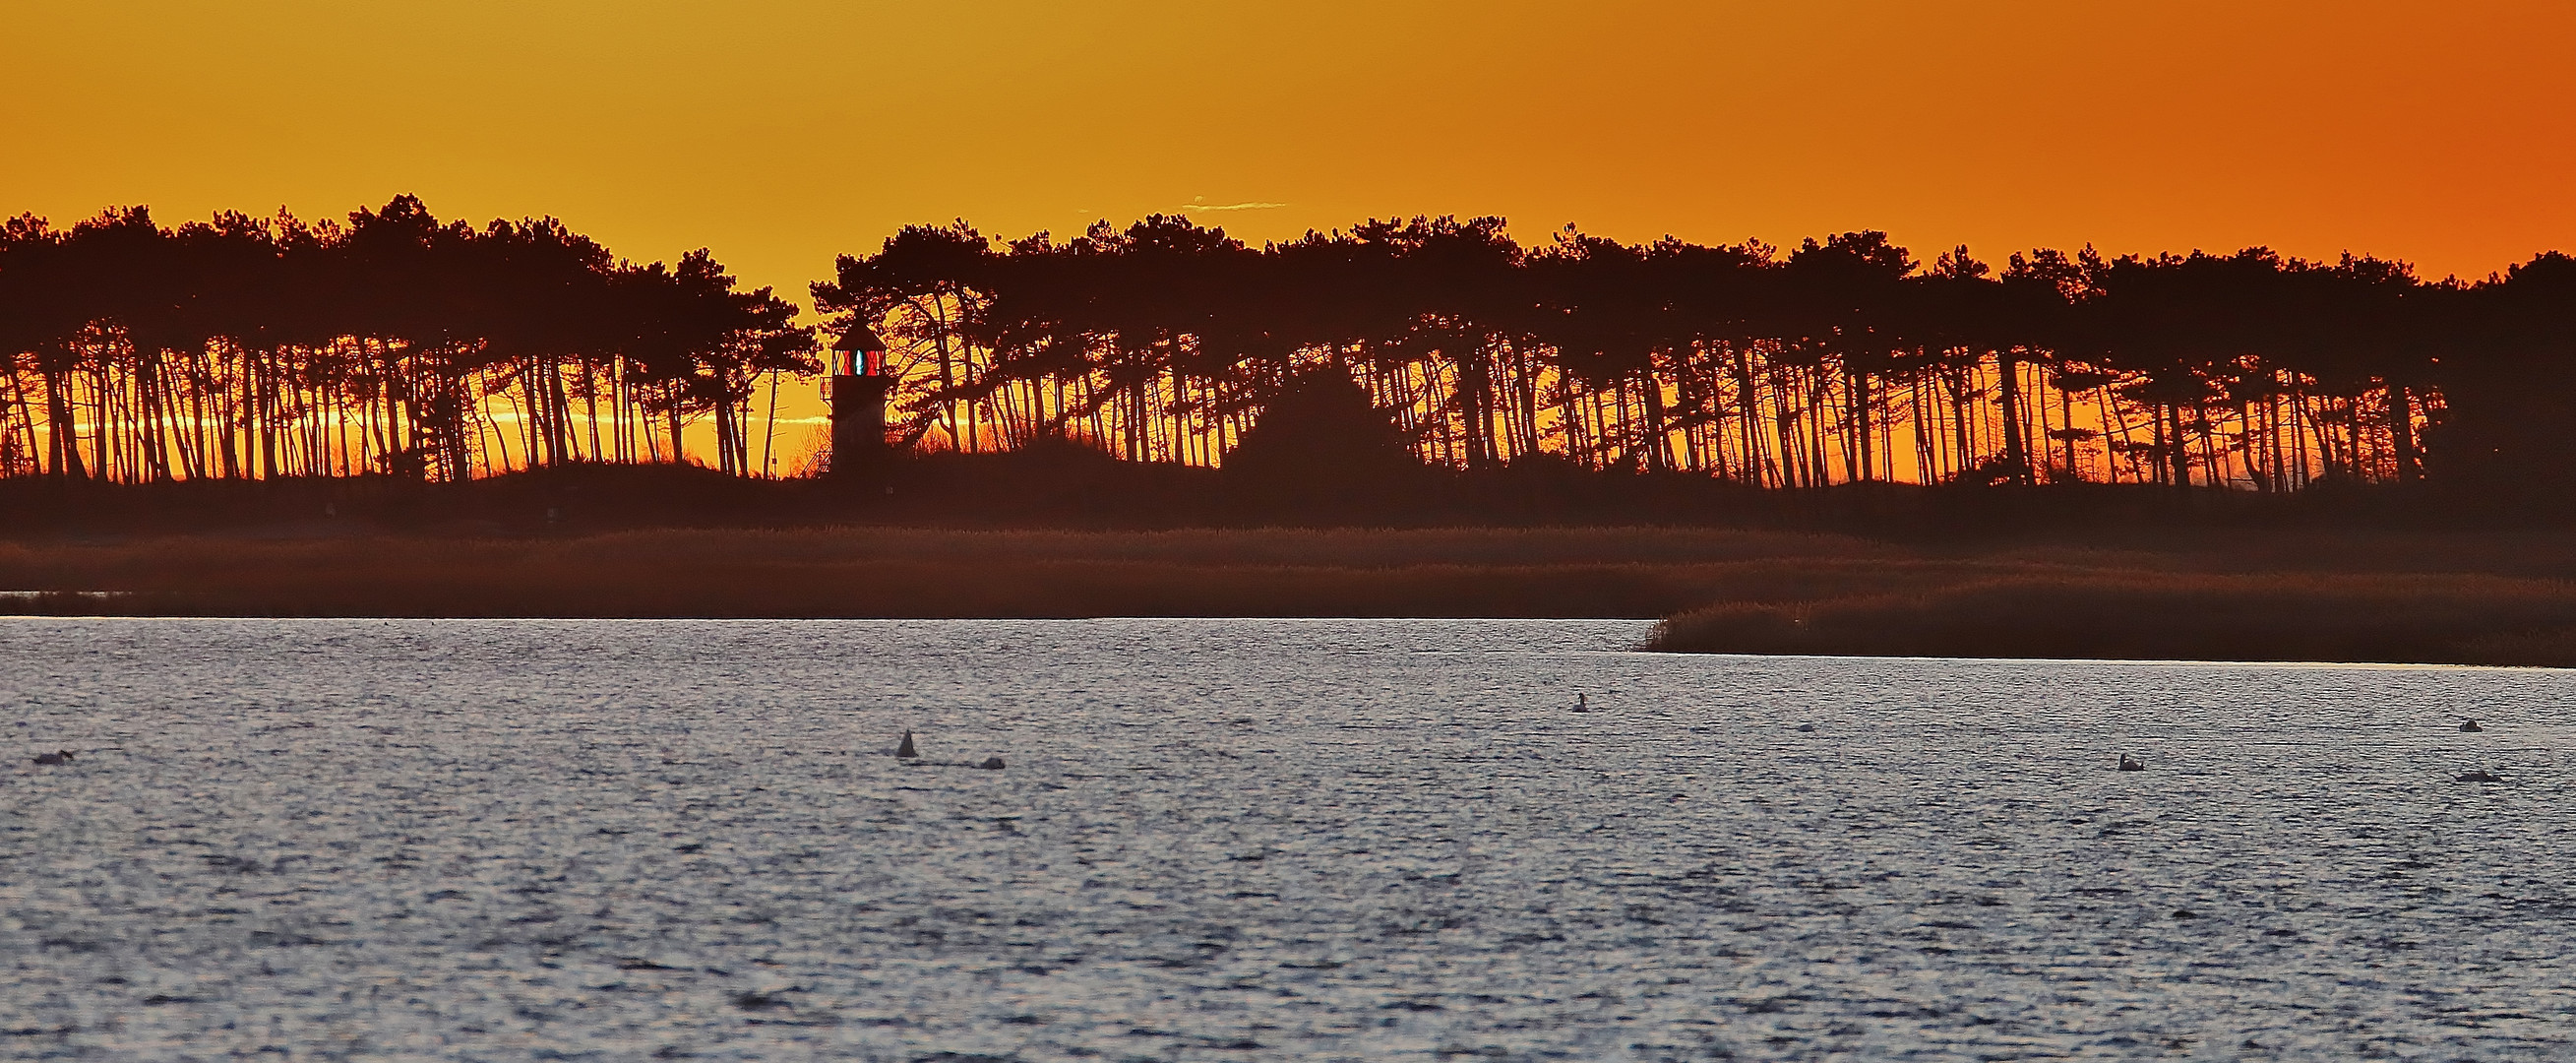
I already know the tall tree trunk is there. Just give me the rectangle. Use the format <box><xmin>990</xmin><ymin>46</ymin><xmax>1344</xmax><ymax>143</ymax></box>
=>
<box><xmin>1996</xmin><ymin>349</ymin><xmax>2029</xmax><ymax>483</ymax></box>
<box><xmin>667</xmin><ymin>387</ymin><xmax>686</xmax><ymax>465</ymax></box>
<box><xmin>2166</xmin><ymin>404</ymin><xmax>2191</xmax><ymax>488</ymax></box>
<box><xmin>1637</xmin><ymin>368</ymin><xmax>1670</xmax><ymax>472</ymax></box>
<box><xmin>42</xmin><ymin>371</ymin><xmax>83</xmax><ymax>479</ymax></box>
<box><xmin>1845</xmin><ymin>360</ymin><xmax>1871</xmax><ymax>482</ymax></box>
<box><xmin>2384</xmin><ymin>381</ymin><xmax>2417</xmax><ymax>483</ymax></box>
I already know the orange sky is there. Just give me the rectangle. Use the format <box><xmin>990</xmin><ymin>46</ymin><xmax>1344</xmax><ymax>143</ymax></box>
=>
<box><xmin>10</xmin><ymin>0</ymin><xmax>2575</xmax><ymax>301</ymax></box>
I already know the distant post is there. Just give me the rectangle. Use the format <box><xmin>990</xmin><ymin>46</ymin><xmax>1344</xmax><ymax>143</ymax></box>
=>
<box><xmin>828</xmin><ymin>325</ymin><xmax>892</xmax><ymax>477</ymax></box>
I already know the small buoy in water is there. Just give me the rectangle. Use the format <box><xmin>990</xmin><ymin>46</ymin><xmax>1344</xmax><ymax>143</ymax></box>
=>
<box><xmin>977</xmin><ymin>756</ymin><xmax>1006</xmax><ymax>771</ymax></box>
<box><xmin>31</xmin><ymin>749</ymin><xmax>73</xmax><ymax>766</ymax></box>
<box><xmin>2459</xmin><ymin>719</ymin><xmax>2484</xmax><ymax>732</ymax></box>
<box><xmin>895</xmin><ymin>729</ymin><xmax>918</xmax><ymax>759</ymax></box>
<box><xmin>2456</xmin><ymin>770</ymin><xmax>2501</xmax><ymax>783</ymax></box>
<box><xmin>2117</xmin><ymin>755</ymin><xmax>2145</xmax><ymax>772</ymax></box>
<box><xmin>1796</xmin><ymin>723</ymin><xmax>1816</xmax><ymax>733</ymax></box>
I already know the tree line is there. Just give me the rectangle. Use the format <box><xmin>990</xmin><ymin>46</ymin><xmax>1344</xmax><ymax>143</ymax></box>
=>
<box><xmin>7</xmin><ymin>199</ymin><xmax>2572</xmax><ymax>490</ymax></box>
<box><xmin>819</xmin><ymin>216</ymin><xmax>2576</xmax><ymax>490</ymax></box>
<box><xmin>0</xmin><ymin>197</ymin><xmax>814</xmax><ymax>482</ymax></box>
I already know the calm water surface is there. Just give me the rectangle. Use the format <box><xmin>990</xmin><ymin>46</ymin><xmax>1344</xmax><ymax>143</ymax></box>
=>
<box><xmin>3</xmin><ymin>618</ymin><xmax>2572</xmax><ymax>1061</ymax></box>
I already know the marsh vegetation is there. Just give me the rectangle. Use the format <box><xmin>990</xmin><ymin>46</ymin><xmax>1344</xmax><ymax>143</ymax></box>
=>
<box><xmin>10</xmin><ymin>491</ymin><xmax>2574</xmax><ymax>664</ymax></box>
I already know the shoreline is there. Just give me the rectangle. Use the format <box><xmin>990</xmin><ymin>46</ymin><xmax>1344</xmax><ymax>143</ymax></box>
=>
<box><xmin>6</xmin><ymin>610</ymin><xmax>2561</xmax><ymax>672</ymax></box>
<box><xmin>10</xmin><ymin>523</ymin><xmax>2576</xmax><ymax>667</ymax></box>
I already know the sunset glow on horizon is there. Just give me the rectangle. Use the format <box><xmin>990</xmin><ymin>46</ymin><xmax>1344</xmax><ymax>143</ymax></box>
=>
<box><xmin>11</xmin><ymin>0</ymin><xmax>2575</xmax><ymax>301</ymax></box>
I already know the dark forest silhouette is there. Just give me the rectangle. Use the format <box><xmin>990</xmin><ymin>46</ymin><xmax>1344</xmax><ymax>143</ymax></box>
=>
<box><xmin>0</xmin><ymin>198</ymin><xmax>814</xmax><ymax>483</ymax></box>
<box><xmin>7</xmin><ymin>198</ymin><xmax>2574</xmax><ymax>493</ymax></box>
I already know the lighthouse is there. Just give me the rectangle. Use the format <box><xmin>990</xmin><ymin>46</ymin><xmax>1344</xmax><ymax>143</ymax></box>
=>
<box><xmin>827</xmin><ymin>324</ymin><xmax>892</xmax><ymax>476</ymax></box>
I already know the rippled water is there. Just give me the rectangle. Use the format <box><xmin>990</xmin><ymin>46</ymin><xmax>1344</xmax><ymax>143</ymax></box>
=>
<box><xmin>4</xmin><ymin>618</ymin><xmax>2573</xmax><ymax>1061</ymax></box>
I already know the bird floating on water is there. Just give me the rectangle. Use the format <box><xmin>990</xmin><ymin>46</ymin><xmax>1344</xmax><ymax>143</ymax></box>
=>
<box><xmin>1796</xmin><ymin>723</ymin><xmax>1817</xmax><ymax>733</ymax></box>
<box><xmin>1572</xmin><ymin>693</ymin><xmax>1594</xmax><ymax>714</ymax></box>
<box><xmin>2459</xmin><ymin>719</ymin><xmax>2484</xmax><ymax>733</ymax></box>
<box><xmin>888</xmin><ymin>729</ymin><xmax>1004</xmax><ymax>770</ymax></box>
<box><xmin>31</xmin><ymin>749</ymin><xmax>74</xmax><ymax>767</ymax></box>
<box><xmin>2117</xmin><ymin>755</ymin><xmax>2146</xmax><ymax>772</ymax></box>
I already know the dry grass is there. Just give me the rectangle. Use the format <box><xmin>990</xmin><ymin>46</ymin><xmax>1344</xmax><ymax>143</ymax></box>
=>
<box><xmin>0</xmin><ymin>527</ymin><xmax>1922</xmax><ymax>619</ymax></box>
<box><xmin>9</xmin><ymin>524</ymin><xmax>2576</xmax><ymax>665</ymax></box>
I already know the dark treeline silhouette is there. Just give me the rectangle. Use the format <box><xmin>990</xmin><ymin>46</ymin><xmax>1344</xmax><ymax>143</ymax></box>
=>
<box><xmin>8</xmin><ymin>202</ymin><xmax>2573</xmax><ymax>493</ymax></box>
<box><xmin>0</xmin><ymin>197</ymin><xmax>814</xmax><ymax>483</ymax></box>
<box><xmin>818</xmin><ymin>216</ymin><xmax>2576</xmax><ymax>492</ymax></box>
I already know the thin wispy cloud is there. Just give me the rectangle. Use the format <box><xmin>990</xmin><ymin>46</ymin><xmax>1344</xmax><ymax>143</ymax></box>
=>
<box><xmin>1076</xmin><ymin>200</ymin><xmax>1290</xmax><ymax>221</ymax></box>
<box><xmin>1181</xmin><ymin>201</ymin><xmax>1289</xmax><ymax>213</ymax></box>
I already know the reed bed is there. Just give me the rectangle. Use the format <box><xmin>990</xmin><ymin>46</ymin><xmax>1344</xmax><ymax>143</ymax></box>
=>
<box><xmin>0</xmin><ymin>527</ymin><xmax>1967</xmax><ymax>619</ymax></box>
<box><xmin>8</xmin><ymin>525</ymin><xmax>2575</xmax><ymax>666</ymax></box>
<box><xmin>1647</xmin><ymin>572</ymin><xmax>2576</xmax><ymax>667</ymax></box>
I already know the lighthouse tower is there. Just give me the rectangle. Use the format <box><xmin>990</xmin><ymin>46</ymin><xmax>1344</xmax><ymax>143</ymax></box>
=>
<box><xmin>827</xmin><ymin>324</ymin><xmax>892</xmax><ymax>477</ymax></box>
